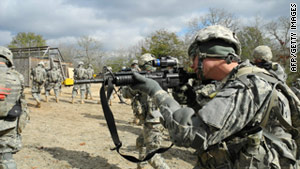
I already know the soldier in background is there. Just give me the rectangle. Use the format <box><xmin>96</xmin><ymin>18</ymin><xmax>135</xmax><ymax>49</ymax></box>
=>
<box><xmin>72</xmin><ymin>61</ymin><xmax>87</xmax><ymax>104</ymax></box>
<box><xmin>85</xmin><ymin>64</ymin><xmax>94</xmax><ymax>100</ymax></box>
<box><xmin>292</xmin><ymin>78</ymin><xmax>300</xmax><ymax>100</ymax></box>
<box><xmin>103</xmin><ymin>66</ymin><xmax>115</xmax><ymax>106</ymax></box>
<box><xmin>45</xmin><ymin>64</ymin><xmax>62</xmax><ymax>103</ymax></box>
<box><xmin>252</xmin><ymin>45</ymin><xmax>287</xmax><ymax>82</ymax></box>
<box><xmin>0</xmin><ymin>46</ymin><xmax>29</xmax><ymax>169</ymax></box>
<box><xmin>131</xmin><ymin>59</ymin><xmax>141</xmax><ymax>72</ymax></box>
<box><xmin>30</xmin><ymin>61</ymin><xmax>47</xmax><ymax>108</ymax></box>
<box><xmin>122</xmin><ymin>60</ymin><xmax>143</xmax><ymax>125</ymax></box>
<box><xmin>134</xmin><ymin>53</ymin><xmax>170</xmax><ymax>169</ymax></box>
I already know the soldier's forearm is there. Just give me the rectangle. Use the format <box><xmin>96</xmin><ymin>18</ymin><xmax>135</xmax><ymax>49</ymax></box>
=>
<box><xmin>153</xmin><ymin>90</ymin><xmax>181</xmax><ymax>113</ymax></box>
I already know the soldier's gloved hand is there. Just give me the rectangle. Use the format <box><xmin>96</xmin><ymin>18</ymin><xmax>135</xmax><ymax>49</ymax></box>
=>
<box><xmin>131</xmin><ymin>72</ymin><xmax>162</xmax><ymax>97</ymax></box>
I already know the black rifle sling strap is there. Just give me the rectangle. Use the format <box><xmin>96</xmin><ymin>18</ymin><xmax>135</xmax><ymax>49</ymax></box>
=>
<box><xmin>100</xmin><ymin>80</ymin><xmax>173</xmax><ymax>163</ymax></box>
<box><xmin>106</xmin><ymin>79</ymin><xmax>114</xmax><ymax>101</ymax></box>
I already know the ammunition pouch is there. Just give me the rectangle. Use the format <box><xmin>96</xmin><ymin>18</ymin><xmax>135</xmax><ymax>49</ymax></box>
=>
<box><xmin>0</xmin><ymin>102</ymin><xmax>22</xmax><ymax>121</ymax></box>
<box><xmin>198</xmin><ymin>142</ymin><xmax>234</xmax><ymax>169</ymax></box>
<box><xmin>7</xmin><ymin>103</ymin><xmax>22</xmax><ymax>118</ymax></box>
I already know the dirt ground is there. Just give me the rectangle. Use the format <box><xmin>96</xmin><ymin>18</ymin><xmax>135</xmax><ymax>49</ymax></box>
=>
<box><xmin>14</xmin><ymin>84</ymin><xmax>197</xmax><ymax>169</ymax></box>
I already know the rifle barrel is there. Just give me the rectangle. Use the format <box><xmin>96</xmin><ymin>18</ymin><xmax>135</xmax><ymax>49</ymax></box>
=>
<box><xmin>74</xmin><ymin>79</ymin><xmax>104</xmax><ymax>84</ymax></box>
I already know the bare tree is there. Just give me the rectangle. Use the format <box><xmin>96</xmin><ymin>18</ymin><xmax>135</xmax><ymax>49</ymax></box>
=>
<box><xmin>77</xmin><ymin>35</ymin><xmax>102</xmax><ymax>65</ymax></box>
<box><xmin>187</xmin><ymin>8</ymin><xmax>239</xmax><ymax>38</ymax></box>
<box><xmin>57</xmin><ymin>43</ymin><xmax>77</xmax><ymax>63</ymax></box>
<box><xmin>265</xmin><ymin>17</ymin><xmax>292</xmax><ymax>66</ymax></box>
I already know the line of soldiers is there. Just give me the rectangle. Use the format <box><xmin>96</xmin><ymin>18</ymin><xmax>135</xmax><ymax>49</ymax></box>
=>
<box><xmin>71</xmin><ymin>62</ymin><xmax>94</xmax><ymax>104</ymax></box>
<box><xmin>30</xmin><ymin>62</ymin><xmax>63</xmax><ymax>107</ymax></box>
<box><xmin>126</xmin><ymin>25</ymin><xmax>300</xmax><ymax>169</ymax></box>
<box><xmin>30</xmin><ymin>61</ymin><xmax>95</xmax><ymax>106</ymax></box>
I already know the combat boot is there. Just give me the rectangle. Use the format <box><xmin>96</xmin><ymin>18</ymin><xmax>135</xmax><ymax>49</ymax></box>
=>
<box><xmin>71</xmin><ymin>98</ymin><xmax>74</xmax><ymax>104</ymax></box>
<box><xmin>36</xmin><ymin>101</ymin><xmax>41</xmax><ymax>108</ymax></box>
<box><xmin>85</xmin><ymin>94</ymin><xmax>88</xmax><ymax>99</ymax></box>
<box><xmin>45</xmin><ymin>96</ymin><xmax>48</xmax><ymax>102</ymax></box>
<box><xmin>0</xmin><ymin>153</ymin><xmax>17</xmax><ymax>169</ymax></box>
<box><xmin>133</xmin><ymin>117</ymin><xmax>140</xmax><ymax>125</ymax></box>
<box><xmin>56</xmin><ymin>97</ymin><xmax>59</xmax><ymax>103</ymax></box>
<box><xmin>90</xmin><ymin>96</ymin><xmax>93</xmax><ymax>100</ymax></box>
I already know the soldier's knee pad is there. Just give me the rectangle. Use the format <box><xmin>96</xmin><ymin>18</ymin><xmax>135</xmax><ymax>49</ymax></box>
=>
<box><xmin>136</xmin><ymin>135</ymin><xmax>144</xmax><ymax>148</ymax></box>
<box><xmin>0</xmin><ymin>153</ymin><xmax>17</xmax><ymax>169</ymax></box>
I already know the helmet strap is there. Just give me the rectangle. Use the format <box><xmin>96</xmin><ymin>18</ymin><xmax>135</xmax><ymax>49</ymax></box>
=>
<box><xmin>197</xmin><ymin>55</ymin><xmax>206</xmax><ymax>81</ymax></box>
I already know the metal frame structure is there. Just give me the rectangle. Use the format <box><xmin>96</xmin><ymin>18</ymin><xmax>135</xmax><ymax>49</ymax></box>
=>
<box><xmin>10</xmin><ymin>46</ymin><xmax>72</xmax><ymax>87</ymax></box>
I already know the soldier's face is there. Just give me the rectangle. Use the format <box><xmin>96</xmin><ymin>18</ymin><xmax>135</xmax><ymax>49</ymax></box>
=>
<box><xmin>190</xmin><ymin>56</ymin><xmax>199</xmax><ymax>74</ymax></box>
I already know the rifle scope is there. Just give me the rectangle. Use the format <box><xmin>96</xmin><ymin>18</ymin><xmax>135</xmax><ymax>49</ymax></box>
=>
<box><xmin>152</xmin><ymin>56</ymin><xmax>177</xmax><ymax>68</ymax></box>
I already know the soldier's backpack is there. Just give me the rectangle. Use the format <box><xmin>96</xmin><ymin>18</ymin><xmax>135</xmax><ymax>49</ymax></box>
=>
<box><xmin>0</xmin><ymin>65</ymin><xmax>22</xmax><ymax>118</ymax></box>
<box><xmin>235</xmin><ymin>66</ymin><xmax>300</xmax><ymax>163</ymax></box>
<box><xmin>34</xmin><ymin>67</ymin><xmax>45</xmax><ymax>84</ymax></box>
<box><xmin>49</xmin><ymin>70</ymin><xmax>59</xmax><ymax>82</ymax></box>
<box><xmin>87</xmin><ymin>69</ymin><xmax>94</xmax><ymax>79</ymax></box>
<box><xmin>76</xmin><ymin>68</ymin><xmax>85</xmax><ymax>79</ymax></box>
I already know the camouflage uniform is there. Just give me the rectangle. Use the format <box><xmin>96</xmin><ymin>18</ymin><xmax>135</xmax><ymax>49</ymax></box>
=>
<box><xmin>85</xmin><ymin>64</ymin><xmax>94</xmax><ymax>100</ymax></box>
<box><xmin>252</xmin><ymin>45</ymin><xmax>287</xmax><ymax>82</ymax></box>
<box><xmin>135</xmin><ymin>54</ymin><xmax>170</xmax><ymax>169</ymax></box>
<box><xmin>72</xmin><ymin>62</ymin><xmax>87</xmax><ymax>104</ymax></box>
<box><xmin>292</xmin><ymin>79</ymin><xmax>300</xmax><ymax>100</ymax></box>
<box><xmin>122</xmin><ymin>60</ymin><xmax>143</xmax><ymax>124</ymax></box>
<box><xmin>45</xmin><ymin>65</ymin><xmax>62</xmax><ymax>103</ymax></box>
<box><xmin>0</xmin><ymin>47</ymin><xmax>29</xmax><ymax>169</ymax></box>
<box><xmin>132</xmin><ymin>26</ymin><xmax>299</xmax><ymax>169</ymax></box>
<box><xmin>173</xmin><ymin>80</ymin><xmax>219</xmax><ymax>111</ymax></box>
<box><xmin>30</xmin><ymin>62</ymin><xmax>47</xmax><ymax>107</ymax></box>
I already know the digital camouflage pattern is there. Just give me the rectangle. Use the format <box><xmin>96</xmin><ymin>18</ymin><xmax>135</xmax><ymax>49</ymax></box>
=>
<box><xmin>172</xmin><ymin>80</ymin><xmax>219</xmax><ymax>111</ymax></box>
<box><xmin>135</xmin><ymin>93</ymin><xmax>170</xmax><ymax>169</ymax></box>
<box><xmin>139</xmin><ymin>53</ymin><xmax>155</xmax><ymax>67</ymax></box>
<box><xmin>134</xmin><ymin>55</ymin><xmax>170</xmax><ymax>169</ymax></box>
<box><xmin>122</xmin><ymin>63</ymin><xmax>142</xmax><ymax>124</ymax></box>
<box><xmin>252</xmin><ymin>45</ymin><xmax>287</xmax><ymax>82</ymax></box>
<box><xmin>72</xmin><ymin>65</ymin><xmax>87</xmax><ymax>104</ymax></box>
<box><xmin>189</xmin><ymin>25</ymin><xmax>241</xmax><ymax>56</ymax></box>
<box><xmin>153</xmin><ymin>60</ymin><xmax>298</xmax><ymax>169</ymax></box>
<box><xmin>31</xmin><ymin>63</ymin><xmax>47</xmax><ymax>106</ymax></box>
<box><xmin>85</xmin><ymin>64</ymin><xmax>94</xmax><ymax>100</ymax></box>
<box><xmin>45</xmin><ymin>65</ymin><xmax>63</xmax><ymax>102</ymax></box>
<box><xmin>292</xmin><ymin>79</ymin><xmax>300</xmax><ymax>100</ymax></box>
<box><xmin>0</xmin><ymin>47</ymin><xmax>13</xmax><ymax>67</ymax></box>
<box><xmin>0</xmin><ymin>53</ymin><xmax>29</xmax><ymax>168</ymax></box>
<box><xmin>252</xmin><ymin>45</ymin><xmax>273</xmax><ymax>61</ymax></box>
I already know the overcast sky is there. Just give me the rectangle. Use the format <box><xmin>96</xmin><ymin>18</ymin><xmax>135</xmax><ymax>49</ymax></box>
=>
<box><xmin>0</xmin><ymin>0</ymin><xmax>297</xmax><ymax>51</ymax></box>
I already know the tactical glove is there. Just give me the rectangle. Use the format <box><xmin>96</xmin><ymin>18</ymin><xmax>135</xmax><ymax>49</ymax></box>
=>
<box><xmin>131</xmin><ymin>72</ymin><xmax>162</xmax><ymax>97</ymax></box>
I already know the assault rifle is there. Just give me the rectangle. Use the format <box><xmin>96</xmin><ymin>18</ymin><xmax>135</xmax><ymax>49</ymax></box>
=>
<box><xmin>73</xmin><ymin>56</ymin><xmax>193</xmax><ymax>90</ymax></box>
<box><xmin>73</xmin><ymin>67</ymin><xmax>196</xmax><ymax>91</ymax></box>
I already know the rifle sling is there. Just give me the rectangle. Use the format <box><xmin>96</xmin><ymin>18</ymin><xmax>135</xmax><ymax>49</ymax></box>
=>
<box><xmin>100</xmin><ymin>81</ymin><xmax>173</xmax><ymax>163</ymax></box>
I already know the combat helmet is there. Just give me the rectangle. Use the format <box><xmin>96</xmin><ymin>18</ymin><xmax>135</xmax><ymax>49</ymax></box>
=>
<box><xmin>52</xmin><ymin>64</ymin><xmax>58</xmax><ymax>69</ymax></box>
<box><xmin>252</xmin><ymin>45</ymin><xmax>272</xmax><ymax>61</ymax></box>
<box><xmin>132</xmin><ymin>59</ymin><xmax>138</xmax><ymax>65</ymax></box>
<box><xmin>188</xmin><ymin>25</ymin><xmax>241</xmax><ymax>65</ymax></box>
<box><xmin>139</xmin><ymin>53</ymin><xmax>155</xmax><ymax>66</ymax></box>
<box><xmin>106</xmin><ymin>66</ymin><xmax>112</xmax><ymax>71</ymax></box>
<box><xmin>0</xmin><ymin>46</ymin><xmax>13</xmax><ymax>67</ymax></box>
<box><xmin>38</xmin><ymin>61</ymin><xmax>45</xmax><ymax>67</ymax></box>
<box><xmin>78</xmin><ymin>61</ymin><xmax>84</xmax><ymax>66</ymax></box>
